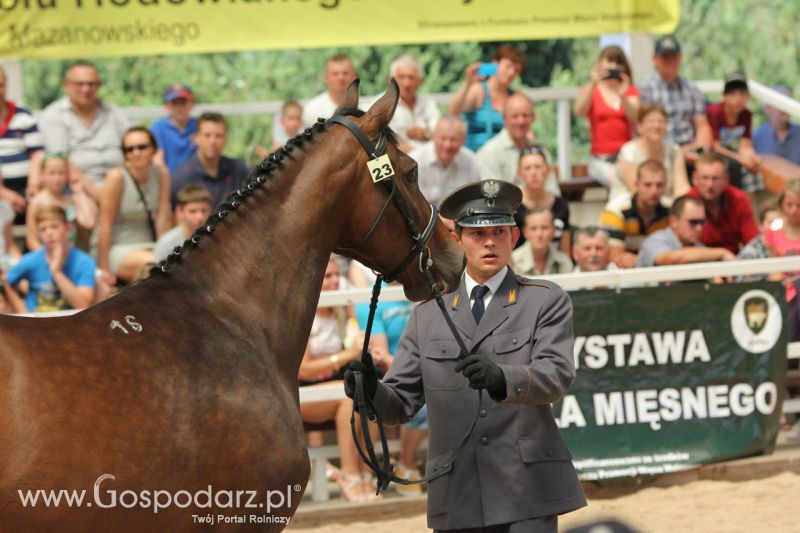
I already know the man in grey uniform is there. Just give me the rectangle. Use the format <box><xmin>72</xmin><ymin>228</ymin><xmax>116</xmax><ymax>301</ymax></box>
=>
<box><xmin>345</xmin><ymin>180</ymin><xmax>585</xmax><ymax>532</ymax></box>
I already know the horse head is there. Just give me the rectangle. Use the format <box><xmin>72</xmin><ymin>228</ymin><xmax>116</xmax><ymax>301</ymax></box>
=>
<box><xmin>329</xmin><ymin>79</ymin><xmax>463</xmax><ymax>301</ymax></box>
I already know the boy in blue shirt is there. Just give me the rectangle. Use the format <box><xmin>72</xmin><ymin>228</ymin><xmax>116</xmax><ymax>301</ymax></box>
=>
<box><xmin>150</xmin><ymin>83</ymin><xmax>198</xmax><ymax>176</ymax></box>
<box><xmin>3</xmin><ymin>205</ymin><xmax>95</xmax><ymax>313</ymax></box>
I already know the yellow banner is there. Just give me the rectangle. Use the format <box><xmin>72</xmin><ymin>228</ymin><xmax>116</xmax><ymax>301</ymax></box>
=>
<box><xmin>0</xmin><ymin>0</ymin><xmax>680</xmax><ymax>60</ymax></box>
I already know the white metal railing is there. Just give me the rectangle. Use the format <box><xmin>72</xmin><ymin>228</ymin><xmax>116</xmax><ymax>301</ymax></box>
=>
<box><xmin>316</xmin><ymin>257</ymin><xmax>798</xmax><ymax>306</ymax></box>
<box><xmin>115</xmin><ymin>80</ymin><xmax>800</xmax><ymax>183</ymax></box>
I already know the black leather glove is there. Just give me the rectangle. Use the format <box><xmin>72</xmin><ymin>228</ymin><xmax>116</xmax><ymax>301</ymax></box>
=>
<box><xmin>343</xmin><ymin>360</ymin><xmax>378</xmax><ymax>402</ymax></box>
<box><xmin>454</xmin><ymin>355</ymin><xmax>507</xmax><ymax>401</ymax></box>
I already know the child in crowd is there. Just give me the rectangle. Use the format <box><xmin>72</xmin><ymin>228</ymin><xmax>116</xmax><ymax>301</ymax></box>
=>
<box><xmin>0</xmin><ymin>199</ymin><xmax>21</xmax><ymax>270</ymax></box>
<box><xmin>2</xmin><ymin>205</ymin><xmax>95</xmax><ymax>313</ymax></box>
<box><xmin>153</xmin><ymin>184</ymin><xmax>213</xmax><ymax>263</ymax></box>
<box><xmin>764</xmin><ymin>178</ymin><xmax>800</xmax><ymax>342</ymax></box>
<box><xmin>150</xmin><ymin>83</ymin><xmax>198</xmax><ymax>177</ymax></box>
<box><xmin>25</xmin><ymin>153</ymin><xmax>97</xmax><ymax>251</ymax></box>
<box><xmin>706</xmin><ymin>73</ymin><xmax>762</xmax><ymax>194</ymax></box>
<box><xmin>256</xmin><ymin>100</ymin><xmax>304</xmax><ymax>159</ymax></box>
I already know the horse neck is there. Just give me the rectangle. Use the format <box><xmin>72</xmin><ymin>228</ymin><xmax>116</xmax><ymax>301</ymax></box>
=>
<box><xmin>156</xmin><ymin>154</ymin><xmax>348</xmax><ymax>378</ymax></box>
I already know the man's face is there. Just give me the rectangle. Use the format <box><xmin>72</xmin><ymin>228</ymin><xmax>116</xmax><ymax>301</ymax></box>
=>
<box><xmin>653</xmin><ymin>52</ymin><xmax>681</xmax><ymax>81</ymax></box>
<box><xmin>324</xmin><ymin>59</ymin><xmax>356</xmax><ymax>96</ymax></box>
<box><xmin>457</xmin><ymin>225</ymin><xmax>519</xmax><ymax>282</ymax></box>
<box><xmin>766</xmin><ymin>105</ymin><xmax>790</xmax><ymax>129</ymax></box>
<box><xmin>394</xmin><ymin>65</ymin><xmax>422</xmax><ymax>103</ymax></box>
<box><xmin>64</xmin><ymin>65</ymin><xmax>101</xmax><ymax>109</ymax></box>
<box><xmin>572</xmin><ymin>233</ymin><xmax>610</xmax><ymax>272</ymax></box>
<box><xmin>194</xmin><ymin>121</ymin><xmax>227</xmax><ymax>160</ymax></box>
<box><xmin>165</xmin><ymin>97</ymin><xmax>194</xmax><ymax>124</ymax></box>
<box><xmin>522</xmin><ymin>212</ymin><xmax>555</xmax><ymax>253</ymax></box>
<box><xmin>671</xmin><ymin>202</ymin><xmax>706</xmax><ymax>246</ymax></box>
<box><xmin>433</xmin><ymin>122</ymin><xmax>465</xmax><ymax>166</ymax></box>
<box><xmin>636</xmin><ymin>170</ymin><xmax>667</xmax><ymax>209</ymax></box>
<box><xmin>177</xmin><ymin>201</ymin><xmax>212</xmax><ymax>233</ymax></box>
<box><xmin>693</xmin><ymin>162</ymin><xmax>728</xmax><ymax>201</ymax></box>
<box><xmin>503</xmin><ymin>95</ymin><xmax>534</xmax><ymax>143</ymax></box>
<box><xmin>37</xmin><ymin>219</ymin><xmax>69</xmax><ymax>250</ymax></box>
<box><xmin>723</xmin><ymin>89</ymin><xmax>749</xmax><ymax>115</ymax></box>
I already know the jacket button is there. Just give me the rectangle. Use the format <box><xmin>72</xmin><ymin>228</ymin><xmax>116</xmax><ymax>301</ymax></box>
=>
<box><xmin>480</xmin><ymin>436</ymin><xmax>489</xmax><ymax>445</ymax></box>
<box><xmin>443</xmin><ymin>462</ymin><xmax>449</xmax><ymax>469</ymax></box>
<box><xmin>515</xmin><ymin>387</ymin><xmax>523</xmax><ymax>395</ymax></box>
<box><xmin>479</xmin><ymin>409</ymin><xmax>487</xmax><ymax>417</ymax></box>
<box><xmin>441</xmin><ymin>346</ymin><xmax>447</xmax><ymax>353</ymax></box>
<box><xmin>512</xmin><ymin>338</ymin><xmax>518</xmax><ymax>345</ymax></box>
<box><xmin>433</xmin><ymin>465</ymin><xmax>438</xmax><ymax>471</ymax></box>
<box><xmin>546</xmin><ymin>450</ymin><xmax>552</xmax><ymax>456</ymax></box>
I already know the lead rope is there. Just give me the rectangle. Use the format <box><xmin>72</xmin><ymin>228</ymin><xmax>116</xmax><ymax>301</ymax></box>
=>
<box><xmin>351</xmin><ymin>264</ymin><xmax>484</xmax><ymax>494</ymax></box>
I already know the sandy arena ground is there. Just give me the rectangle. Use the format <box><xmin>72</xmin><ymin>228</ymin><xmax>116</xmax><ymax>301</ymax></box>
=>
<box><xmin>289</xmin><ymin>471</ymin><xmax>800</xmax><ymax>532</ymax></box>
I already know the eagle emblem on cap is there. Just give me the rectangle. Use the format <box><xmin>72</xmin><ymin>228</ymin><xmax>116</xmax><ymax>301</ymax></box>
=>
<box><xmin>482</xmin><ymin>180</ymin><xmax>500</xmax><ymax>199</ymax></box>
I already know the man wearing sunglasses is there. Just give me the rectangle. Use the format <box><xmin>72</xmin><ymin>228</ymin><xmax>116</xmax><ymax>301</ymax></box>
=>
<box><xmin>637</xmin><ymin>195</ymin><xmax>737</xmax><ymax>267</ymax></box>
<box><xmin>39</xmin><ymin>61</ymin><xmax>129</xmax><ymax>196</ymax></box>
<box><xmin>687</xmin><ymin>151</ymin><xmax>759</xmax><ymax>253</ymax></box>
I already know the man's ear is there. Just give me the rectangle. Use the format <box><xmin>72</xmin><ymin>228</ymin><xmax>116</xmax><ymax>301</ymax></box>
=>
<box><xmin>510</xmin><ymin>226</ymin><xmax>521</xmax><ymax>248</ymax></box>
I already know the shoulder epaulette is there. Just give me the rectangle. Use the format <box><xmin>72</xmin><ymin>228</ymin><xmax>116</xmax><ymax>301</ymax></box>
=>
<box><xmin>516</xmin><ymin>275</ymin><xmax>552</xmax><ymax>289</ymax></box>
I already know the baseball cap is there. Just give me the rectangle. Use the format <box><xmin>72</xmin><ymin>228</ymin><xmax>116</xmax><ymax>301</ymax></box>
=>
<box><xmin>654</xmin><ymin>36</ymin><xmax>681</xmax><ymax>56</ymax></box>
<box><xmin>163</xmin><ymin>83</ymin><xmax>194</xmax><ymax>102</ymax></box>
<box><xmin>723</xmin><ymin>72</ymin><xmax>748</xmax><ymax>93</ymax></box>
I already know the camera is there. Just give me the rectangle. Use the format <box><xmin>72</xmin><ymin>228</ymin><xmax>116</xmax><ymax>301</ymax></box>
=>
<box><xmin>605</xmin><ymin>68</ymin><xmax>623</xmax><ymax>81</ymax></box>
<box><xmin>477</xmin><ymin>63</ymin><xmax>498</xmax><ymax>77</ymax></box>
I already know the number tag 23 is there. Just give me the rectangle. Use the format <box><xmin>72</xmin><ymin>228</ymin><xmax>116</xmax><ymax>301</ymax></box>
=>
<box><xmin>367</xmin><ymin>154</ymin><xmax>395</xmax><ymax>183</ymax></box>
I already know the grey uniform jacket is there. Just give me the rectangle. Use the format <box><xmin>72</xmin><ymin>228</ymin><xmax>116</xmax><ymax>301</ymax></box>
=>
<box><xmin>373</xmin><ymin>269</ymin><xmax>586</xmax><ymax>530</ymax></box>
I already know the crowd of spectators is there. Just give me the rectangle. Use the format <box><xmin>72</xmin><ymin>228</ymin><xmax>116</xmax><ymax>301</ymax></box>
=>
<box><xmin>2</xmin><ymin>37</ymin><xmax>800</xmax><ymax>494</ymax></box>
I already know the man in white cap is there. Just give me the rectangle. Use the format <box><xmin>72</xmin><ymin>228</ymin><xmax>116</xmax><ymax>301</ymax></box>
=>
<box><xmin>344</xmin><ymin>180</ymin><xmax>585</xmax><ymax>532</ymax></box>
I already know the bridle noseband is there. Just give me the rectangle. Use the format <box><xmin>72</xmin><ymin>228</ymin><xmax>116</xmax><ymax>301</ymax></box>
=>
<box><xmin>326</xmin><ymin>111</ymin><xmax>482</xmax><ymax>495</ymax></box>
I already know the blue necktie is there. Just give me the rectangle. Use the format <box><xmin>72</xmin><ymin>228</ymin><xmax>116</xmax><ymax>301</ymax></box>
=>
<box><xmin>471</xmin><ymin>285</ymin><xmax>490</xmax><ymax>324</ymax></box>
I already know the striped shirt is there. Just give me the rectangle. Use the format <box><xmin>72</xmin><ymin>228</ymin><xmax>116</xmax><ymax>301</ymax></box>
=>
<box><xmin>639</xmin><ymin>73</ymin><xmax>706</xmax><ymax>146</ymax></box>
<box><xmin>0</xmin><ymin>101</ymin><xmax>43</xmax><ymax>183</ymax></box>
<box><xmin>599</xmin><ymin>193</ymin><xmax>671</xmax><ymax>252</ymax></box>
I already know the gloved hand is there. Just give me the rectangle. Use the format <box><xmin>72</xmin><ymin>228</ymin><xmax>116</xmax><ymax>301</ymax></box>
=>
<box><xmin>343</xmin><ymin>360</ymin><xmax>378</xmax><ymax>402</ymax></box>
<box><xmin>454</xmin><ymin>355</ymin><xmax>507</xmax><ymax>400</ymax></box>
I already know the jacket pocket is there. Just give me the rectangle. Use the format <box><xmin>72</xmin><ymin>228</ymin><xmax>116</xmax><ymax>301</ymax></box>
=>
<box><xmin>423</xmin><ymin>339</ymin><xmax>465</xmax><ymax>391</ymax></box>
<box><xmin>425</xmin><ymin>447</ymin><xmax>453</xmax><ymax>519</ymax></box>
<box><xmin>518</xmin><ymin>437</ymin><xmax>573</xmax><ymax>463</ymax></box>
<box><xmin>494</xmin><ymin>327</ymin><xmax>532</xmax><ymax>355</ymax></box>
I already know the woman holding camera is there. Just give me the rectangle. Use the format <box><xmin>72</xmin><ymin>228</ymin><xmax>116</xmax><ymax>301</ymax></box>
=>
<box><xmin>449</xmin><ymin>44</ymin><xmax>526</xmax><ymax>152</ymax></box>
<box><xmin>574</xmin><ymin>46</ymin><xmax>640</xmax><ymax>190</ymax></box>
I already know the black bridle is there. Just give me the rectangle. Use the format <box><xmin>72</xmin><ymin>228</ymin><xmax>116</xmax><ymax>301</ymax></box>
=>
<box><xmin>326</xmin><ymin>111</ymin><xmax>483</xmax><ymax>495</ymax></box>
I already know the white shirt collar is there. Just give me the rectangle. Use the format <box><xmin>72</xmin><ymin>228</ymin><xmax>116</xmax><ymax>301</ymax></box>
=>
<box><xmin>464</xmin><ymin>266</ymin><xmax>508</xmax><ymax>307</ymax></box>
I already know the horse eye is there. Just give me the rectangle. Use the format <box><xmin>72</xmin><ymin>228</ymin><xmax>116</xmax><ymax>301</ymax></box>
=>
<box><xmin>406</xmin><ymin>168</ymin><xmax>418</xmax><ymax>183</ymax></box>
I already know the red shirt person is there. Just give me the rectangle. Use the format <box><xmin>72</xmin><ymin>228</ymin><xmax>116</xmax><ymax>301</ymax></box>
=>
<box><xmin>687</xmin><ymin>151</ymin><xmax>759</xmax><ymax>253</ymax></box>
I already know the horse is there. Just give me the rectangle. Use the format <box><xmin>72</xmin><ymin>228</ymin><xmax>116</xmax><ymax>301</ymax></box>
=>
<box><xmin>0</xmin><ymin>79</ymin><xmax>464</xmax><ymax>532</ymax></box>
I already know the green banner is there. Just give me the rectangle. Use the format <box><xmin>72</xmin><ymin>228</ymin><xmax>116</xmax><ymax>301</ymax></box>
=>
<box><xmin>555</xmin><ymin>282</ymin><xmax>787</xmax><ymax>481</ymax></box>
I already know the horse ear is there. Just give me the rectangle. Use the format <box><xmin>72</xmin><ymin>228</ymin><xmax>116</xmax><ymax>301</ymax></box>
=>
<box><xmin>363</xmin><ymin>78</ymin><xmax>399</xmax><ymax>133</ymax></box>
<box><xmin>336</xmin><ymin>78</ymin><xmax>360</xmax><ymax>113</ymax></box>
